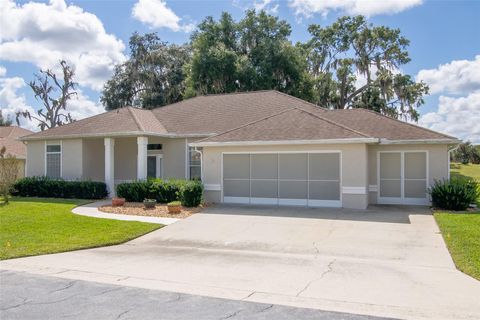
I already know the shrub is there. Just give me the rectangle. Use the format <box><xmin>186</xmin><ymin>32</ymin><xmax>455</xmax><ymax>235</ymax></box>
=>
<box><xmin>429</xmin><ymin>177</ymin><xmax>479</xmax><ymax>211</ymax></box>
<box><xmin>178</xmin><ymin>180</ymin><xmax>203</xmax><ymax>207</ymax></box>
<box><xmin>168</xmin><ymin>201</ymin><xmax>181</xmax><ymax>206</ymax></box>
<box><xmin>116</xmin><ymin>179</ymin><xmax>203</xmax><ymax>206</ymax></box>
<box><xmin>12</xmin><ymin>176</ymin><xmax>108</xmax><ymax>199</ymax></box>
<box><xmin>116</xmin><ymin>181</ymin><xmax>149</xmax><ymax>202</ymax></box>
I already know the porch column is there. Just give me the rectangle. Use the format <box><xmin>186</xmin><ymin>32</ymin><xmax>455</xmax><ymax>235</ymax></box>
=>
<box><xmin>137</xmin><ymin>136</ymin><xmax>148</xmax><ymax>180</ymax></box>
<box><xmin>104</xmin><ymin>138</ymin><xmax>115</xmax><ymax>197</ymax></box>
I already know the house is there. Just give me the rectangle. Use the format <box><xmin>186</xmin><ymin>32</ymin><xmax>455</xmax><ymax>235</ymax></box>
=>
<box><xmin>0</xmin><ymin>126</ymin><xmax>33</xmax><ymax>178</ymax></box>
<box><xmin>20</xmin><ymin>91</ymin><xmax>459</xmax><ymax>209</ymax></box>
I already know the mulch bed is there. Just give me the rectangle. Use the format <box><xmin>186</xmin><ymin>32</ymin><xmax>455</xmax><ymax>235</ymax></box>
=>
<box><xmin>98</xmin><ymin>202</ymin><xmax>204</xmax><ymax>219</ymax></box>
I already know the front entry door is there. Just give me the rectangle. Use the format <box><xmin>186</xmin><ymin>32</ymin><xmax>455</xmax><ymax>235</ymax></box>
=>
<box><xmin>147</xmin><ymin>155</ymin><xmax>163</xmax><ymax>179</ymax></box>
<box><xmin>378</xmin><ymin>151</ymin><xmax>428</xmax><ymax>205</ymax></box>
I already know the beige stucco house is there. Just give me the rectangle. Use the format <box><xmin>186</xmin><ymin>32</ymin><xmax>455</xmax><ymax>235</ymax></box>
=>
<box><xmin>0</xmin><ymin>126</ymin><xmax>33</xmax><ymax>178</ymax></box>
<box><xmin>20</xmin><ymin>91</ymin><xmax>459</xmax><ymax>209</ymax></box>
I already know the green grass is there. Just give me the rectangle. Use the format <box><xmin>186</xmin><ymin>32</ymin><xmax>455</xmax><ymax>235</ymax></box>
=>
<box><xmin>433</xmin><ymin>162</ymin><xmax>480</xmax><ymax>280</ymax></box>
<box><xmin>0</xmin><ymin>197</ymin><xmax>161</xmax><ymax>260</ymax></box>
<box><xmin>434</xmin><ymin>212</ymin><xmax>480</xmax><ymax>280</ymax></box>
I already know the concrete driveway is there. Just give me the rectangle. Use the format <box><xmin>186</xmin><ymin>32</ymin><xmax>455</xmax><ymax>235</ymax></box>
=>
<box><xmin>1</xmin><ymin>205</ymin><xmax>480</xmax><ymax>320</ymax></box>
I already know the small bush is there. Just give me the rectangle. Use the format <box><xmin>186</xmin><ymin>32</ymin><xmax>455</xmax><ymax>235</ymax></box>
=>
<box><xmin>12</xmin><ymin>176</ymin><xmax>108</xmax><ymax>199</ymax></box>
<box><xmin>116</xmin><ymin>181</ymin><xmax>149</xmax><ymax>202</ymax></box>
<box><xmin>429</xmin><ymin>177</ymin><xmax>479</xmax><ymax>210</ymax></box>
<box><xmin>168</xmin><ymin>201</ymin><xmax>181</xmax><ymax>206</ymax></box>
<box><xmin>178</xmin><ymin>180</ymin><xmax>203</xmax><ymax>207</ymax></box>
<box><xmin>116</xmin><ymin>179</ymin><xmax>203</xmax><ymax>206</ymax></box>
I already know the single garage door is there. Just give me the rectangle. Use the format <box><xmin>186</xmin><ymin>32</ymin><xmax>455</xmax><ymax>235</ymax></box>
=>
<box><xmin>222</xmin><ymin>152</ymin><xmax>341</xmax><ymax>207</ymax></box>
<box><xmin>378</xmin><ymin>151</ymin><xmax>428</xmax><ymax>205</ymax></box>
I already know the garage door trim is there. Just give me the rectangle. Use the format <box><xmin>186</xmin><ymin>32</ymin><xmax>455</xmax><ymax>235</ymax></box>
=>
<box><xmin>377</xmin><ymin>150</ymin><xmax>429</xmax><ymax>205</ymax></box>
<box><xmin>221</xmin><ymin>151</ymin><xmax>342</xmax><ymax>207</ymax></box>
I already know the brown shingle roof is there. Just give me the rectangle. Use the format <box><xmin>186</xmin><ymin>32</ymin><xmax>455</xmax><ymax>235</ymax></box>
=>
<box><xmin>196</xmin><ymin>108</ymin><xmax>369</xmax><ymax>143</ymax></box>
<box><xmin>152</xmin><ymin>90</ymin><xmax>325</xmax><ymax>135</ymax></box>
<box><xmin>21</xmin><ymin>90</ymin><xmax>458</xmax><ymax>143</ymax></box>
<box><xmin>21</xmin><ymin>107</ymin><xmax>167</xmax><ymax>140</ymax></box>
<box><xmin>0</xmin><ymin>126</ymin><xmax>33</xmax><ymax>158</ymax></box>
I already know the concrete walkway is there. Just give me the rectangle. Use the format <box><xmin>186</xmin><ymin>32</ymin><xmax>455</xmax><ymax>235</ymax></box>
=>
<box><xmin>72</xmin><ymin>200</ymin><xmax>179</xmax><ymax>225</ymax></box>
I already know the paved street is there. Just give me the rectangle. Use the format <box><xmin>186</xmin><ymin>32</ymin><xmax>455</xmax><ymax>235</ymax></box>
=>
<box><xmin>0</xmin><ymin>271</ymin><xmax>392</xmax><ymax>320</ymax></box>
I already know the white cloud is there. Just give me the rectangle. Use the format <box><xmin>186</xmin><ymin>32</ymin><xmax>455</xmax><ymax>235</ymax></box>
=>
<box><xmin>289</xmin><ymin>0</ymin><xmax>422</xmax><ymax>18</ymax></box>
<box><xmin>0</xmin><ymin>0</ymin><xmax>126</xmax><ymax>91</ymax></box>
<box><xmin>0</xmin><ymin>66</ymin><xmax>6</xmax><ymax>77</ymax></box>
<box><xmin>416</xmin><ymin>55</ymin><xmax>480</xmax><ymax>95</ymax></box>
<box><xmin>253</xmin><ymin>0</ymin><xmax>279</xmax><ymax>14</ymax></box>
<box><xmin>0</xmin><ymin>67</ymin><xmax>104</xmax><ymax>131</ymax></box>
<box><xmin>132</xmin><ymin>0</ymin><xmax>194</xmax><ymax>32</ymax></box>
<box><xmin>419</xmin><ymin>92</ymin><xmax>480</xmax><ymax>143</ymax></box>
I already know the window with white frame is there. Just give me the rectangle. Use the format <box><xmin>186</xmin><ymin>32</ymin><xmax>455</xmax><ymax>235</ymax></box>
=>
<box><xmin>188</xmin><ymin>147</ymin><xmax>201</xmax><ymax>180</ymax></box>
<box><xmin>46</xmin><ymin>144</ymin><xmax>61</xmax><ymax>178</ymax></box>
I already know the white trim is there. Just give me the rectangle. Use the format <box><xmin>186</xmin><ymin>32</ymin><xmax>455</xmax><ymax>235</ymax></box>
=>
<box><xmin>136</xmin><ymin>136</ymin><xmax>148</xmax><ymax>180</ymax></box>
<box><xmin>368</xmin><ymin>185</ymin><xmax>378</xmax><ymax>192</ymax></box>
<box><xmin>377</xmin><ymin>150</ymin><xmax>430</xmax><ymax>205</ymax></box>
<box><xmin>191</xmin><ymin>138</ymin><xmax>378</xmax><ymax>147</ymax></box>
<box><xmin>342</xmin><ymin>186</ymin><xmax>367</xmax><ymax>194</ymax></box>
<box><xmin>379</xmin><ymin>138</ymin><xmax>459</xmax><ymax>145</ymax></box>
<box><xmin>185</xmin><ymin>138</ymin><xmax>189</xmax><ymax>179</ymax></box>
<box><xmin>221</xmin><ymin>150</ymin><xmax>342</xmax><ymax>208</ymax></box>
<box><xmin>45</xmin><ymin>140</ymin><xmax>62</xmax><ymax>178</ymax></box>
<box><xmin>104</xmin><ymin>138</ymin><xmax>115</xmax><ymax>197</ymax></box>
<box><xmin>147</xmin><ymin>154</ymin><xmax>163</xmax><ymax>179</ymax></box>
<box><xmin>204</xmin><ymin>184</ymin><xmax>221</xmax><ymax>191</ymax></box>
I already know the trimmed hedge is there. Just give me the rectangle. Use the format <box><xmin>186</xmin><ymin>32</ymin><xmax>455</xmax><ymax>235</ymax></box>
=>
<box><xmin>429</xmin><ymin>177</ymin><xmax>479</xmax><ymax>211</ymax></box>
<box><xmin>116</xmin><ymin>179</ymin><xmax>203</xmax><ymax>207</ymax></box>
<box><xmin>12</xmin><ymin>176</ymin><xmax>108</xmax><ymax>199</ymax></box>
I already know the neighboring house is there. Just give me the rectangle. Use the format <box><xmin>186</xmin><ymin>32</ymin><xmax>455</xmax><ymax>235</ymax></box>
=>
<box><xmin>20</xmin><ymin>91</ymin><xmax>459</xmax><ymax>209</ymax></box>
<box><xmin>0</xmin><ymin>126</ymin><xmax>33</xmax><ymax>178</ymax></box>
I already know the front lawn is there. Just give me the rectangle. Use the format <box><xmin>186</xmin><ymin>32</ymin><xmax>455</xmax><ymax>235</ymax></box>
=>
<box><xmin>435</xmin><ymin>212</ymin><xmax>480</xmax><ymax>280</ymax></box>
<box><xmin>0</xmin><ymin>197</ymin><xmax>161</xmax><ymax>260</ymax></box>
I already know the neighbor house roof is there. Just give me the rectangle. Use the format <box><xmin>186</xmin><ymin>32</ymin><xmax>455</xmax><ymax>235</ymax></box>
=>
<box><xmin>0</xmin><ymin>126</ymin><xmax>33</xmax><ymax>158</ymax></box>
<box><xmin>20</xmin><ymin>90</ymin><xmax>458</xmax><ymax>144</ymax></box>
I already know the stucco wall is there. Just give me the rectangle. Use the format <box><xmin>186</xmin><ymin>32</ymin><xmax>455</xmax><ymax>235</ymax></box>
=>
<box><xmin>114</xmin><ymin>137</ymin><xmax>137</xmax><ymax>182</ymax></box>
<box><xmin>62</xmin><ymin>139</ymin><xmax>83</xmax><ymax>180</ymax></box>
<box><xmin>82</xmin><ymin>138</ymin><xmax>105</xmax><ymax>181</ymax></box>
<box><xmin>163</xmin><ymin>138</ymin><xmax>188</xmax><ymax>179</ymax></box>
<box><xmin>367</xmin><ymin>144</ymin><xmax>449</xmax><ymax>204</ymax></box>
<box><xmin>201</xmin><ymin>143</ymin><xmax>369</xmax><ymax>209</ymax></box>
<box><xmin>25</xmin><ymin>140</ymin><xmax>45</xmax><ymax>177</ymax></box>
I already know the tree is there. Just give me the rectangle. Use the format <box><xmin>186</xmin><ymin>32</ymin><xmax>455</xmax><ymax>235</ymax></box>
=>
<box><xmin>305</xmin><ymin>16</ymin><xmax>428</xmax><ymax>121</ymax></box>
<box><xmin>452</xmin><ymin>142</ymin><xmax>480</xmax><ymax>164</ymax></box>
<box><xmin>0</xmin><ymin>110</ymin><xmax>13</xmax><ymax>126</ymax></box>
<box><xmin>185</xmin><ymin>10</ymin><xmax>313</xmax><ymax>100</ymax></box>
<box><xmin>101</xmin><ymin>32</ymin><xmax>191</xmax><ymax>110</ymax></box>
<box><xmin>16</xmin><ymin>60</ymin><xmax>77</xmax><ymax>131</ymax></box>
<box><xmin>0</xmin><ymin>146</ymin><xmax>19</xmax><ymax>204</ymax></box>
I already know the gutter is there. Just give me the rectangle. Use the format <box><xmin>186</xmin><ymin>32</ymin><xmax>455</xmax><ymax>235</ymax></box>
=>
<box><xmin>378</xmin><ymin>138</ymin><xmax>461</xmax><ymax>145</ymax></box>
<box><xmin>19</xmin><ymin>131</ymin><xmax>215</xmax><ymax>141</ymax></box>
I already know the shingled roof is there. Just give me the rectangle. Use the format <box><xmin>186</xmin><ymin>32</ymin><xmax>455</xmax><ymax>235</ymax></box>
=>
<box><xmin>0</xmin><ymin>126</ymin><xmax>33</xmax><ymax>158</ymax></box>
<box><xmin>21</xmin><ymin>90</ymin><xmax>458</xmax><ymax>144</ymax></box>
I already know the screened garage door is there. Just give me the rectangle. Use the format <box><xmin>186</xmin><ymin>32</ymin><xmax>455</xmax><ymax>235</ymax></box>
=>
<box><xmin>222</xmin><ymin>152</ymin><xmax>341</xmax><ymax>207</ymax></box>
<box><xmin>378</xmin><ymin>151</ymin><xmax>428</xmax><ymax>205</ymax></box>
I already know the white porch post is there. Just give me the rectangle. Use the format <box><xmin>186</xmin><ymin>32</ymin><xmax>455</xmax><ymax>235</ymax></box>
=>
<box><xmin>137</xmin><ymin>136</ymin><xmax>148</xmax><ymax>180</ymax></box>
<box><xmin>104</xmin><ymin>138</ymin><xmax>115</xmax><ymax>197</ymax></box>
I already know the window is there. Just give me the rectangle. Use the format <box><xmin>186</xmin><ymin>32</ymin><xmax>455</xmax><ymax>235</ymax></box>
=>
<box><xmin>46</xmin><ymin>144</ymin><xmax>61</xmax><ymax>178</ymax></box>
<box><xmin>147</xmin><ymin>144</ymin><xmax>162</xmax><ymax>150</ymax></box>
<box><xmin>188</xmin><ymin>147</ymin><xmax>201</xmax><ymax>180</ymax></box>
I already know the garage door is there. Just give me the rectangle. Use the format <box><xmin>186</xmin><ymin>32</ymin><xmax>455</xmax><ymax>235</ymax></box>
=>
<box><xmin>378</xmin><ymin>151</ymin><xmax>428</xmax><ymax>205</ymax></box>
<box><xmin>222</xmin><ymin>152</ymin><xmax>341</xmax><ymax>207</ymax></box>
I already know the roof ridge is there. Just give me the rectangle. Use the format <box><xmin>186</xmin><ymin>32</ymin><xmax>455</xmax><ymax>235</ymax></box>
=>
<box><xmin>194</xmin><ymin>108</ymin><xmax>295</xmax><ymax>143</ymax></box>
<box><xmin>295</xmin><ymin>107</ymin><xmax>371</xmax><ymax>138</ymax></box>
<box><xmin>127</xmin><ymin>107</ymin><xmax>146</xmax><ymax>132</ymax></box>
<box><xmin>202</xmin><ymin>89</ymin><xmax>276</xmax><ymax>97</ymax></box>
<box><xmin>350</xmin><ymin>108</ymin><xmax>457</xmax><ymax>140</ymax></box>
<box><xmin>272</xmin><ymin>90</ymin><xmax>327</xmax><ymax>110</ymax></box>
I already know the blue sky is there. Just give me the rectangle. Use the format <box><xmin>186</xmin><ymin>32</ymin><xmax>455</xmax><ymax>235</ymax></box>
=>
<box><xmin>1</xmin><ymin>0</ymin><xmax>479</xmax><ymax>142</ymax></box>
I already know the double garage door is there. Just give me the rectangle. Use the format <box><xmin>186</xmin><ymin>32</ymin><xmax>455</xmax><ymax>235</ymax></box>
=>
<box><xmin>378</xmin><ymin>151</ymin><xmax>429</xmax><ymax>205</ymax></box>
<box><xmin>222</xmin><ymin>152</ymin><xmax>341</xmax><ymax>207</ymax></box>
